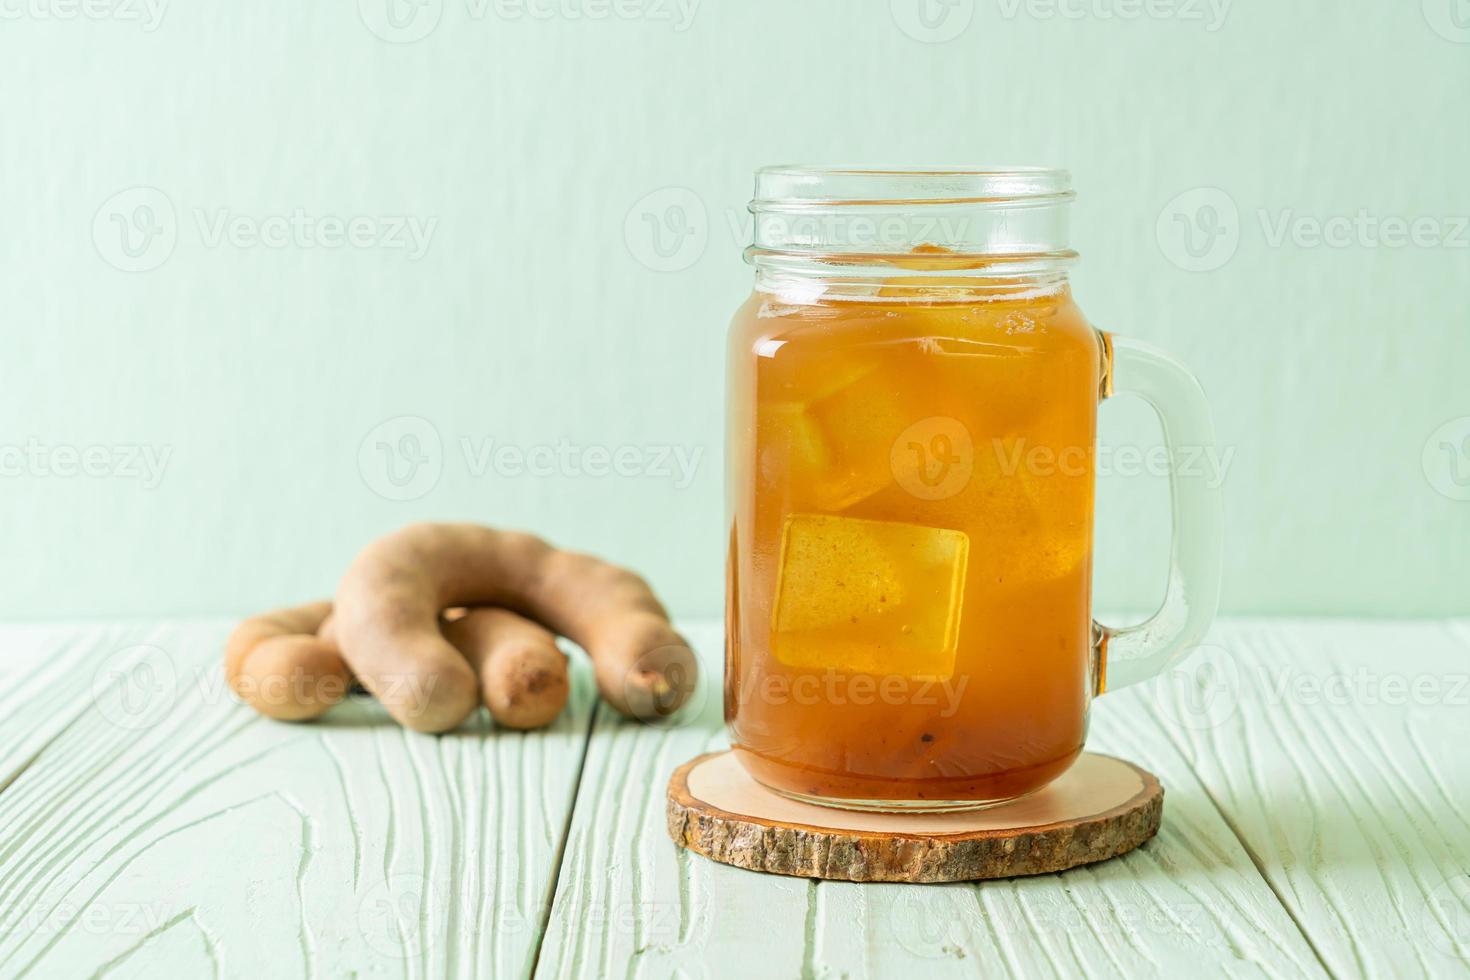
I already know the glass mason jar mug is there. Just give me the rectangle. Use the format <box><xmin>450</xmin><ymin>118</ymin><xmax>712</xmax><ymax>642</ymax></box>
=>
<box><xmin>724</xmin><ymin>166</ymin><xmax>1223</xmax><ymax>812</ymax></box>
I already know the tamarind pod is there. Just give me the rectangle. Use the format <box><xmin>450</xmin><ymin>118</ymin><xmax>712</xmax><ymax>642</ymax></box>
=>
<box><xmin>332</xmin><ymin>523</ymin><xmax>697</xmax><ymax>729</ymax></box>
<box><xmin>331</xmin><ymin>527</ymin><xmax>483</xmax><ymax>732</ymax></box>
<box><xmin>317</xmin><ymin>611</ymin><xmax>339</xmax><ymax>645</ymax></box>
<box><xmin>225</xmin><ymin>601</ymin><xmax>353</xmax><ymax>722</ymax></box>
<box><xmin>334</xmin><ymin>606</ymin><xmax>568</xmax><ymax>728</ymax></box>
<box><xmin>441</xmin><ymin>608</ymin><xmax>570</xmax><ymax>730</ymax></box>
<box><xmin>530</xmin><ymin>548</ymin><xmax>697</xmax><ymax>721</ymax></box>
<box><xmin>233</xmin><ymin>606</ymin><xmax>568</xmax><ymax>729</ymax></box>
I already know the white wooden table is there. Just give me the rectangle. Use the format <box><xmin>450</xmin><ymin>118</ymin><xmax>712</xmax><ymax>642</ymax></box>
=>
<box><xmin>1</xmin><ymin>618</ymin><xmax>1466</xmax><ymax>979</ymax></box>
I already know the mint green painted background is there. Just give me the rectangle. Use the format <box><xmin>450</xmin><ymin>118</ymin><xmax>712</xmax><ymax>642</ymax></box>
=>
<box><xmin>0</xmin><ymin>1</ymin><xmax>1466</xmax><ymax>619</ymax></box>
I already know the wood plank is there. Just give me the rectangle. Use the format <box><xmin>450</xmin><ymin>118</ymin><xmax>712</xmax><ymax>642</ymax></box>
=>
<box><xmin>1140</xmin><ymin>618</ymin><xmax>1470</xmax><ymax>977</ymax></box>
<box><xmin>538</xmin><ymin>622</ymin><xmax>1328</xmax><ymax>979</ymax></box>
<box><xmin>0</xmin><ymin>623</ymin><xmax>146</xmax><ymax>795</ymax></box>
<box><xmin>0</xmin><ymin>620</ymin><xmax>596</xmax><ymax>980</ymax></box>
<box><xmin>8</xmin><ymin>617</ymin><xmax>1463</xmax><ymax>976</ymax></box>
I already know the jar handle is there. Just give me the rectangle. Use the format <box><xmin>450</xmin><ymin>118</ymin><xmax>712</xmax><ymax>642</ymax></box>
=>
<box><xmin>1093</xmin><ymin>332</ymin><xmax>1224</xmax><ymax>693</ymax></box>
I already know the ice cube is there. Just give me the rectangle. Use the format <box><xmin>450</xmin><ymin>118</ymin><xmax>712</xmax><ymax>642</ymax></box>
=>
<box><xmin>771</xmin><ymin>514</ymin><xmax>969</xmax><ymax>679</ymax></box>
<box><xmin>917</xmin><ymin>330</ymin><xmax>1049</xmax><ymax>436</ymax></box>
<box><xmin>971</xmin><ymin>436</ymin><xmax>1089</xmax><ymax>582</ymax></box>
<box><xmin>917</xmin><ymin>335</ymin><xmax>1039</xmax><ymax>358</ymax></box>
<box><xmin>759</xmin><ymin>359</ymin><xmax>911</xmax><ymax>511</ymax></box>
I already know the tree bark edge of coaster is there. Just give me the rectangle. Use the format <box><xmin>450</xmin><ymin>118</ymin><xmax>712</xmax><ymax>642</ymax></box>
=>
<box><xmin>666</xmin><ymin>749</ymin><xmax>1163</xmax><ymax>883</ymax></box>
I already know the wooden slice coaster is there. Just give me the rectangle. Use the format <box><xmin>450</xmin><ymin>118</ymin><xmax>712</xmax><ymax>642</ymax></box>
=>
<box><xmin>667</xmin><ymin>750</ymin><xmax>1162</xmax><ymax>883</ymax></box>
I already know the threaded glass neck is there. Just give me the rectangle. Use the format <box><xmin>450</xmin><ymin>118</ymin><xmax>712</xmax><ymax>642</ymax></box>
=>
<box><xmin>745</xmin><ymin>165</ymin><xmax>1077</xmax><ymax>295</ymax></box>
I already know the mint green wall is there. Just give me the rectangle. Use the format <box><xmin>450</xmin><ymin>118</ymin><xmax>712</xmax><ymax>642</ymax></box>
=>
<box><xmin>0</xmin><ymin>1</ymin><xmax>1465</xmax><ymax>619</ymax></box>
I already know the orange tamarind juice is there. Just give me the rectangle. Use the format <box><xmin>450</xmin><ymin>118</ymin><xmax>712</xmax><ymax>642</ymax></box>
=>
<box><xmin>724</xmin><ymin>272</ymin><xmax>1104</xmax><ymax>809</ymax></box>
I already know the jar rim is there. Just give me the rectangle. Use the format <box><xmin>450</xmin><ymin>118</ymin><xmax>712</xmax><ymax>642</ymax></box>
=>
<box><xmin>748</xmin><ymin>164</ymin><xmax>1075</xmax><ymax>262</ymax></box>
<box><xmin>752</xmin><ymin>165</ymin><xmax>1073</xmax><ymax>208</ymax></box>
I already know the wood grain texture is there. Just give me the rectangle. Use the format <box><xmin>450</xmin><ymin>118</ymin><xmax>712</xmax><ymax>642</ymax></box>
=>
<box><xmin>1135</xmin><ymin>618</ymin><xmax>1470</xmax><ymax>978</ymax></box>
<box><xmin>537</xmin><ymin>623</ymin><xmax>1331</xmax><ymax>978</ymax></box>
<box><xmin>666</xmin><ymin>751</ymin><xmax>1162</xmax><ymax>882</ymax></box>
<box><xmin>0</xmin><ymin>620</ymin><xmax>595</xmax><ymax>979</ymax></box>
<box><xmin>2</xmin><ymin>618</ymin><xmax>1467</xmax><ymax>979</ymax></box>
<box><xmin>0</xmin><ymin>624</ymin><xmax>137</xmax><ymax>798</ymax></box>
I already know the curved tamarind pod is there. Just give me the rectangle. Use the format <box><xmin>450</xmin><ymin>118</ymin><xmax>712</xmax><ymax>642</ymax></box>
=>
<box><xmin>531</xmin><ymin>547</ymin><xmax>698</xmax><ymax>721</ymax></box>
<box><xmin>331</xmin><ymin>607</ymin><xmax>568</xmax><ymax>729</ymax></box>
<box><xmin>441</xmin><ymin>608</ymin><xmax>570</xmax><ymax>729</ymax></box>
<box><xmin>225</xmin><ymin>601</ymin><xmax>353</xmax><ymax>722</ymax></box>
<box><xmin>333</xmin><ymin>522</ymin><xmax>697</xmax><ymax>731</ymax></box>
